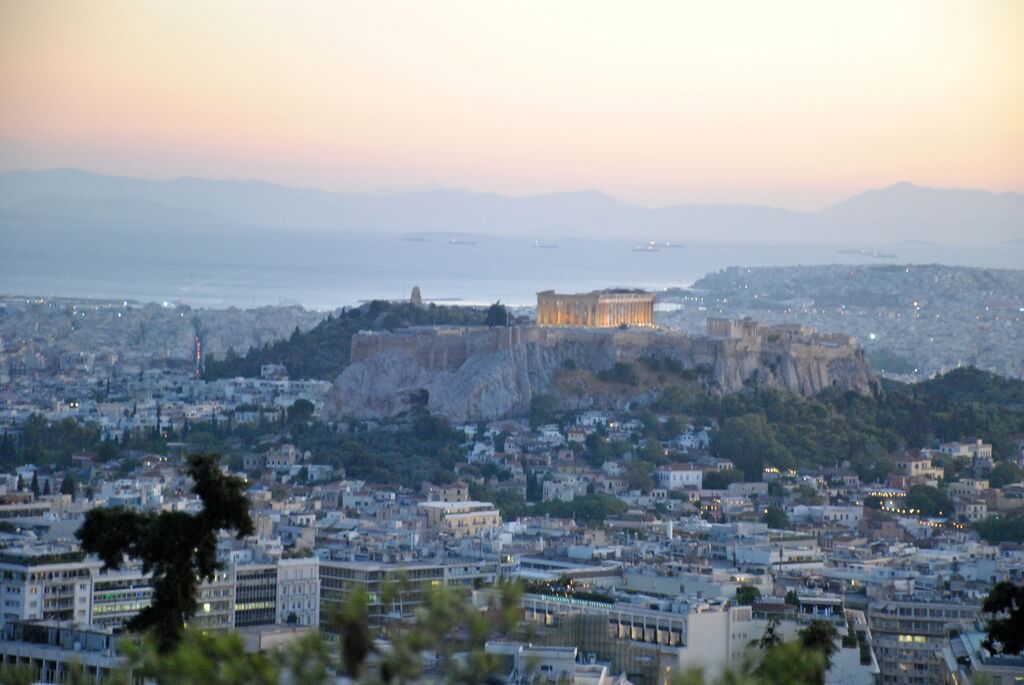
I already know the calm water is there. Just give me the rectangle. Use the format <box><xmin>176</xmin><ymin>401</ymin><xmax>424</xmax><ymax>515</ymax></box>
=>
<box><xmin>2</xmin><ymin>220</ymin><xmax>1021</xmax><ymax>310</ymax></box>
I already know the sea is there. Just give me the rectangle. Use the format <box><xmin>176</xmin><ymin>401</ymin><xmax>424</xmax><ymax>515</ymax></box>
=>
<box><xmin>2</xmin><ymin>220</ymin><xmax>1021</xmax><ymax>310</ymax></box>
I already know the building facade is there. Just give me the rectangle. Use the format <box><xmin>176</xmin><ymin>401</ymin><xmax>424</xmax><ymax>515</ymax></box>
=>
<box><xmin>536</xmin><ymin>290</ymin><xmax>655</xmax><ymax>328</ymax></box>
<box><xmin>0</xmin><ymin>546</ymin><xmax>101</xmax><ymax>625</ymax></box>
<box><xmin>867</xmin><ymin>598</ymin><xmax>980</xmax><ymax>685</ymax></box>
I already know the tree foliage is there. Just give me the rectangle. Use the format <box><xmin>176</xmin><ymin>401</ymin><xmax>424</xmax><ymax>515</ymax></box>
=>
<box><xmin>597</xmin><ymin>362</ymin><xmax>639</xmax><ymax>385</ymax></box>
<box><xmin>735</xmin><ymin>585</ymin><xmax>761</xmax><ymax>606</ymax></box>
<box><xmin>76</xmin><ymin>453</ymin><xmax>254</xmax><ymax>650</ymax></box>
<box><xmin>975</xmin><ymin>511</ymin><xmax>1024</xmax><ymax>544</ymax></box>
<box><xmin>905</xmin><ymin>485</ymin><xmax>951</xmax><ymax>517</ymax></box>
<box><xmin>798</xmin><ymin>619</ymin><xmax>840</xmax><ymax>684</ymax></box>
<box><xmin>204</xmin><ymin>301</ymin><xmax>524</xmax><ymax>381</ymax></box>
<box><xmin>990</xmin><ymin>461</ymin><xmax>1023</xmax><ymax>488</ymax></box>
<box><xmin>529</xmin><ymin>393</ymin><xmax>559</xmax><ymax>429</ymax></box>
<box><xmin>484</xmin><ymin>301</ymin><xmax>509</xmax><ymax>327</ymax></box>
<box><xmin>763</xmin><ymin>506</ymin><xmax>790</xmax><ymax>530</ymax></box>
<box><xmin>982</xmin><ymin>581</ymin><xmax>1024</xmax><ymax>655</ymax></box>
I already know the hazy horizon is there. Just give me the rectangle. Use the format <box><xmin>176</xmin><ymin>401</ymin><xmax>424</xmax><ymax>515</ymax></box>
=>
<box><xmin>3</xmin><ymin>166</ymin><xmax>1022</xmax><ymax>214</ymax></box>
<box><xmin>2</xmin><ymin>1</ymin><xmax>1022</xmax><ymax>211</ymax></box>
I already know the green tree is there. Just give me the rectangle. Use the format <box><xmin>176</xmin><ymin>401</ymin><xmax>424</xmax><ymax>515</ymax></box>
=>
<box><xmin>763</xmin><ymin>506</ymin><xmax>790</xmax><ymax>530</ymax></box>
<box><xmin>30</xmin><ymin>471</ymin><xmax>39</xmax><ymax>497</ymax></box>
<box><xmin>76</xmin><ymin>453</ymin><xmax>253</xmax><ymax>650</ymax></box>
<box><xmin>753</xmin><ymin>639</ymin><xmax>826</xmax><ymax>685</ymax></box>
<box><xmin>583</xmin><ymin>433</ymin><xmax>615</xmax><ymax>467</ymax></box>
<box><xmin>906</xmin><ymin>485</ymin><xmax>951</xmax><ymax>517</ymax></box>
<box><xmin>799</xmin><ymin>619</ymin><xmax>840</xmax><ymax>684</ymax></box>
<box><xmin>975</xmin><ymin>511</ymin><xmax>1024</xmax><ymax>543</ymax></box>
<box><xmin>758</xmin><ymin>617</ymin><xmax>783</xmax><ymax>649</ymax></box>
<box><xmin>287</xmin><ymin>399</ymin><xmax>315</xmax><ymax>425</ymax></box>
<box><xmin>484</xmin><ymin>301</ymin><xmax>508</xmax><ymax>327</ymax></box>
<box><xmin>990</xmin><ymin>461</ymin><xmax>1023</xmax><ymax>488</ymax></box>
<box><xmin>597</xmin><ymin>362</ymin><xmax>639</xmax><ymax>385</ymax></box>
<box><xmin>735</xmin><ymin>585</ymin><xmax>761</xmax><ymax>606</ymax></box>
<box><xmin>703</xmin><ymin>469</ymin><xmax>746</xmax><ymax>490</ymax></box>
<box><xmin>121</xmin><ymin>630</ymin><xmax>276</xmax><ymax>685</ymax></box>
<box><xmin>625</xmin><ymin>459</ymin><xmax>655</xmax><ymax>492</ymax></box>
<box><xmin>982</xmin><ymin>581</ymin><xmax>1024</xmax><ymax>655</ymax></box>
<box><xmin>529</xmin><ymin>394</ymin><xmax>558</xmax><ymax>429</ymax></box>
<box><xmin>60</xmin><ymin>473</ymin><xmax>76</xmax><ymax>498</ymax></box>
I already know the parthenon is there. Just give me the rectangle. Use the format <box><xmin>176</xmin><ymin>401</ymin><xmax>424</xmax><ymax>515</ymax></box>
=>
<box><xmin>536</xmin><ymin>289</ymin><xmax>655</xmax><ymax>328</ymax></box>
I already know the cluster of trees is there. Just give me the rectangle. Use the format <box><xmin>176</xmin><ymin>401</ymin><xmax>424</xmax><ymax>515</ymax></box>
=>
<box><xmin>596</xmin><ymin>361</ymin><xmax>640</xmax><ymax>385</ymax></box>
<box><xmin>292</xmin><ymin>410</ymin><xmax>465</xmax><ymax>487</ymax></box>
<box><xmin>904</xmin><ymin>485</ymin><xmax>952</xmax><ymax>517</ymax></box>
<box><xmin>1</xmin><ymin>416</ymin><xmax>101</xmax><ymax>468</ymax></box>
<box><xmin>698</xmin><ymin>368</ymin><xmax>1024</xmax><ymax>482</ymax></box>
<box><xmin>529</xmin><ymin>365</ymin><xmax>1024</xmax><ymax>522</ymax></box>
<box><xmin>974</xmin><ymin>511</ymin><xmax>1024</xmax><ymax>544</ymax></box>
<box><xmin>0</xmin><ymin>414</ymin><xmax>164</xmax><ymax>469</ymax></box>
<box><xmin>204</xmin><ymin>300</ymin><xmax>524</xmax><ymax>380</ymax></box>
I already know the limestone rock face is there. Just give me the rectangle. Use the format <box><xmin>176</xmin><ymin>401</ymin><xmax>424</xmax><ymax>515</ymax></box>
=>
<box><xmin>327</xmin><ymin>335</ymin><xmax>621</xmax><ymax>422</ymax></box>
<box><xmin>324</xmin><ymin>326</ymin><xmax>876</xmax><ymax>422</ymax></box>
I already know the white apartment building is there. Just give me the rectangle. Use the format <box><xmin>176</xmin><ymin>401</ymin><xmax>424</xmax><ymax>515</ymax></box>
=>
<box><xmin>275</xmin><ymin>557</ymin><xmax>320</xmax><ymax>627</ymax></box>
<box><xmin>0</xmin><ymin>545</ymin><xmax>101</xmax><ymax>625</ymax></box>
<box><xmin>655</xmin><ymin>463</ymin><xmax>704</xmax><ymax>491</ymax></box>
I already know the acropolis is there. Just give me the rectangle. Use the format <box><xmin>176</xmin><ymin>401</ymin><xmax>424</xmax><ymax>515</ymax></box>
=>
<box><xmin>536</xmin><ymin>289</ymin><xmax>655</xmax><ymax>328</ymax></box>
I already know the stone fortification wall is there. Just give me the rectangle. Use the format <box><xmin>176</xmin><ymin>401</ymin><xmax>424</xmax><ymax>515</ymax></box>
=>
<box><xmin>327</xmin><ymin>324</ymin><xmax>875</xmax><ymax>422</ymax></box>
<box><xmin>351</xmin><ymin>326</ymin><xmax>530</xmax><ymax>369</ymax></box>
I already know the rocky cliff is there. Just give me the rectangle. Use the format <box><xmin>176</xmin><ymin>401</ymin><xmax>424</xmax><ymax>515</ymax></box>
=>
<box><xmin>324</xmin><ymin>325</ymin><xmax>876</xmax><ymax>422</ymax></box>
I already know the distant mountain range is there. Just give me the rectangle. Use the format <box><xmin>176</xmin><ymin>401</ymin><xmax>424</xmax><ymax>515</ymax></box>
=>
<box><xmin>1</xmin><ymin>168</ymin><xmax>1021</xmax><ymax>243</ymax></box>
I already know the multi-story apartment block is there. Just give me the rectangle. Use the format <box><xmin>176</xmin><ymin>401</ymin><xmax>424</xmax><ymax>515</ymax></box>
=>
<box><xmin>276</xmin><ymin>557</ymin><xmax>319</xmax><ymax>627</ymax></box>
<box><xmin>0</xmin><ymin>545</ymin><xmax>101</xmax><ymax>625</ymax></box>
<box><xmin>91</xmin><ymin>565</ymin><xmax>153</xmax><ymax>630</ymax></box>
<box><xmin>319</xmin><ymin>558</ymin><xmax>500</xmax><ymax>630</ymax></box>
<box><xmin>320</xmin><ymin>560</ymin><xmax>446</xmax><ymax>629</ymax></box>
<box><xmin>418</xmin><ymin>500</ymin><xmax>502</xmax><ymax>538</ymax></box>
<box><xmin>938</xmin><ymin>440</ymin><xmax>992</xmax><ymax>461</ymax></box>
<box><xmin>893</xmin><ymin>455</ymin><xmax>944</xmax><ymax>483</ymax></box>
<box><xmin>655</xmin><ymin>463</ymin><xmax>704</xmax><ymax>491</ymax></box>
<box><xmin>192</xmin><ymin>569</ymin><xmax>234</xmax><ymax>631</ymax></box>
<box><xmin>940</xmin><ymin>621</ymin><xmax>1024</xmax><ymax>685</ymax></box>
<box><xmin>947</xmin><ymin>479</ymin><xmax>989</xmax><ymax>500</ymax></box>
<box><xmin>520</xmin><ymin>592</ymin><xmax>869</xmax><ymax>685</ymax></box>
<box><xmin>234</xmin><ymin>563</ymin><xmax>278</xmax><ymax>627</ymax></box>
<box><xmin>0</xmin><ymin>619</ymin><xmax>122</xmax><ymax>683</ymax></box>
<box><xmin>867</xmin><ymin>597</ymin><xmax>980</xmax><ymax>685</ymax></box>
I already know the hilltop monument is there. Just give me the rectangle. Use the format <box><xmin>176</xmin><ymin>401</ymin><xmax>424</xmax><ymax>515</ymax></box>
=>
<box><xmin>536</xmin><ymin>289</ymin><xmax>655</xmax><ymax>328</ymax></box>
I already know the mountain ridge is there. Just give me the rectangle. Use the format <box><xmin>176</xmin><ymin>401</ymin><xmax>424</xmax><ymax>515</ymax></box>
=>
<box><xmin>1</xmin><ymin>168</ymin><xmax>1020</xmax><ymax>244</ymax></box>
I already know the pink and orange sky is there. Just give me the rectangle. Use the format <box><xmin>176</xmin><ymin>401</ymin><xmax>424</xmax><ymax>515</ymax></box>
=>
<box><xmin>1</xmin><ymin>0</ymin><xmax>1022</xmax><ymax>210</ymax></box>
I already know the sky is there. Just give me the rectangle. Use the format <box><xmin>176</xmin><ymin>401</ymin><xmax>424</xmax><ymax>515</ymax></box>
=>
<box><xmin>1</xmin><ymin>1</ymin><xmax>1022</xmax><ymax>210</ymax></box>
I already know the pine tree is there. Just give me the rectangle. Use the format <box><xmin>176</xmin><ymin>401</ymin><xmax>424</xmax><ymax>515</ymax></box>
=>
<box><xmin>77</xmin><ymin>453</ymin><xmax>253</xmax><ymax>651</ymax></box>
<box><xmin>30</xmin><ymin>471</ymin><xmax>39</xmax><ymax>497</ymax></box>
<box><xmin>60</xmin><ymin>474</ymin><xmax>76</xmax><ymax>498</ymax></box>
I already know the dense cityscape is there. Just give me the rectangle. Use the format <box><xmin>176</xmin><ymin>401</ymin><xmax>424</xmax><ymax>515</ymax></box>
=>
<box><xmin>661</xmin><ymin>265</ymin><xmax>1024</xmax><ymax>381</ymax></box>
<box><xmin>2</xmin><ymin>2</ymin><xmax>1023</xmax><ymax>684</ymax></box>
<box><xmin>2</xmin><ymin>286</ymin><xmax>1024</xmax><ymax>685</ymax></box>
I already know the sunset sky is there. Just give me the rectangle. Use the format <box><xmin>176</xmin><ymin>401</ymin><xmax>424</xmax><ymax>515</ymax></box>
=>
<box><xmin>1</xmin><ymin>0</ymin><xmax>1021</xmax><ymax>210</ymax></box>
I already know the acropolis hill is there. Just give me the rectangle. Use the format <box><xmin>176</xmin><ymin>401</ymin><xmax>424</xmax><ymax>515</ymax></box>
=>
<box><xmin>326</xmin><ymin>310</ymin><xmax>876</xmax><ymax>422</ymax></box>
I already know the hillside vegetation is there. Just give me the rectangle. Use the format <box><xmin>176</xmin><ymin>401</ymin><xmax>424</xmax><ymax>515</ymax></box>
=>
<box><xmin>204</xmin><ymin>301</ymin><xmax>518</xmax><ymax>380</ymax></box>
